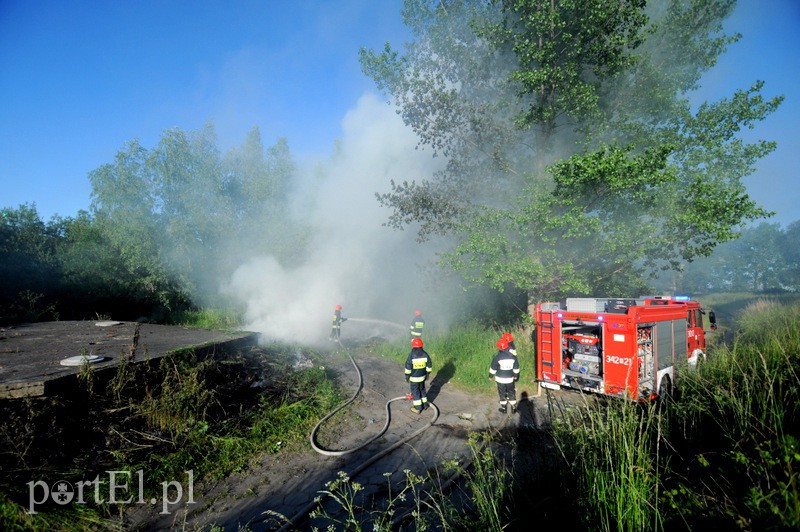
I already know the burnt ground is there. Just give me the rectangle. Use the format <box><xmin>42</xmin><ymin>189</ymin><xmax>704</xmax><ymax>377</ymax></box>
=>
<box><xmin>122</xmin><ymin>343</ymin><xmax>575</xmax><ymax>531</ymax></box>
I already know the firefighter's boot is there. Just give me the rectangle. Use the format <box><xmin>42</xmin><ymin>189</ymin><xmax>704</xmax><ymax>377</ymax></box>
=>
<box><xmin>511</xmin><ymin>404</ymin><xmax>517</xmax><ymax>414</ymax></box>
<box><xmin>498</xmin><ymin>405</ymin><xmax>507</xmax><ymax>414</ymax></box>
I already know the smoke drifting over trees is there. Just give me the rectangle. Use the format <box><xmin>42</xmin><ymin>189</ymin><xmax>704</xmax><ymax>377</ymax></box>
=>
<box><xmin>1</xmin><ymin>0</ymin><xmax>790</xmax><ymax>333</ymax></box>
<box><xmin>222</xmin><ymin>94</ymin><xmax>458</xmax><ymax>344</ymax></box>
<box><xmin>361</xmin><ymin>0</ymin><xmax>782</xmax><ymax>309</ymax></box>
<box><xmin>87</xmin><ymin>95</ymin><xmax>490</xmax><ymax>342</ymax></box>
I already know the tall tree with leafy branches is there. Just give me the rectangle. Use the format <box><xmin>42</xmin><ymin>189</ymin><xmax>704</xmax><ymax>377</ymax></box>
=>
<box><xmin>360</xmin><ymin>0</ymin><xmax>781</xmax><ymax>313</ymax></box>
<box><xmin>89</xmin><ymin>123</ymin><xmax>301</xmax><ymax>310</ymax></box>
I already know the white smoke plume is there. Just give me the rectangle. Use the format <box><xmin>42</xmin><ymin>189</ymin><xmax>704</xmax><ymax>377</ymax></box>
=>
<box><xmin>223</xmin><ymin>93</ymin><xmax>450</xmax><ymax>345</ymax></box>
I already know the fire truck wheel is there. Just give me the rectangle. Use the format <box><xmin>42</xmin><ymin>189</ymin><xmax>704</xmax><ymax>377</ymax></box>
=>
<box><xmin>696</xmin><ymin>350</ymin><xmax>707</xmax><ymax>367</ymax></box>
<box><xmin>658</xmin><ymin>376</ymin><xmax>673</xmax><ymax>403</ymax></box>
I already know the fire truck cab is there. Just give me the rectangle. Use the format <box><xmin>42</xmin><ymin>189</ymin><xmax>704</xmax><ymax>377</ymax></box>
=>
<box><xmin>534</xmin><ymin>296</ymin><xmax>716</xmax><ymax>401</ymax></box>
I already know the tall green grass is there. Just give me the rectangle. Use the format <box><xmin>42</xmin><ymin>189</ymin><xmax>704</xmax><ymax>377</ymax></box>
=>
<box><xmin>167</xmin><ymin>307</ymin><xmax>245</xmax><ymax>330</ymax></box>
<box><xmin>372</xmin><ymin>322</ymin><xmax>535</xmax><ymax>394</ymax></box>
<box><xmin>669</xmin><ymin>299</ymin><xmax>800</xmax><ymax>528</ymax></box>
<box><xmin>547</xmin><ymin>299</ymin><xmax>800</xmax><ymax>530</ymax></box>
<box><xmin>550</xmin><ymin>397</ymin><xmax>663</xmax><ymax>531</ymax></box>
<box><xmin>462</xmin><ymin>433</ymin><xmax>512</xmax><ymax>531</ymax></box>
<box><xmin>0</xmin><ymin>346</ymin><xmax>342</xmax><ymax>529</ymax></box>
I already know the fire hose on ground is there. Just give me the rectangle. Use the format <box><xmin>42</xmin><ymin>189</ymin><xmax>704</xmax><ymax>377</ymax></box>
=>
<box><xmin>271</xmin><ymin>337</ymin><xmax>512</xmax><ymax>531</ymax></box>
<box><xmin>309</xmin><ymin>349</ymin><xmax>439</xmax><ymax>456</ymax></box>
<box><xmin>273</xmin><ymin>342</ymin><xmax>439</xmax><ymax>531</ymax></box>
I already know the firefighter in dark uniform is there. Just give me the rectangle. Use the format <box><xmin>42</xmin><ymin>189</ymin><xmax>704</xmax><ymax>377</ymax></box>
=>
<box><xmin>405</xmin><ymin>337</ymin><xmax>432</xmax><ymax>413</ymax></box>
<box><xmin>490</xmin><ymin>338</ymin><xmax>520</xmax><ymax>413</ymax></box>
<box><xmin>410</xmin><ymin>309</ymin><xmax>425</xmax><ymax>338</ymax></box>
<box><xmin>329</xmin><ymin>304</ymin><xmax>347</xmax><ymax>341</ymax></box>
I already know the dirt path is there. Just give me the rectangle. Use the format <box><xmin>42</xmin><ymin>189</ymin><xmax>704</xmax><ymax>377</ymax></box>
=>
<box><xmin>123</xmin><ymin>349</ymin><xmax>552</xmax><ymax>531</ymax></box>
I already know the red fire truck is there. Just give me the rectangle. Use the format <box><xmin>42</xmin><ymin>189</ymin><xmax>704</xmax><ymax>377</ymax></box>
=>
<box><xmin>534</xmin><ymin>296</ymin><xmax>716</xmax><ymax>400</ymax></box>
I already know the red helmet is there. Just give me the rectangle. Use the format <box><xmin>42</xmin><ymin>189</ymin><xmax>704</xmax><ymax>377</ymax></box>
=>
<box><xmin>502</xmin><ymin>332</ymin><xmax>514</xmax><ymax>343</ymax></box>
<box><xmin>497</xmin><ymin>339</ymin><xmax>509</xmax><ymax>351</ymax></box>
<box><xmin>414</xmin><ymin>310</ymin><xmax>422</xmax><ymax>316</ymax></box>
<box><xmin>411</xmin><ymin>338</ymin><xmax>424</xmax><ymax>348</ymax></box>
<box><xmin>335</xmin><ymin>304</ymin><xmax>342</xmax><ymax>310</ymax></box>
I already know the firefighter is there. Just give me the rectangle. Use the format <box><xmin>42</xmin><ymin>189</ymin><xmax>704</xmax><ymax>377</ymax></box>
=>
<box><xmin>502</xmin><ymin>332</ymin><xmax>517</xmax><ymax>356</ymax></box>
<box><xmin>410</xmin><ymin>309</ymin><xmax>425</xmax><ymax>338</ymax></box>
<box><xmin>404</xmin><ymin>337</ymin><xmax>432</xmax><ymax>413</ymax></box>
<box><xmin>490</xmin><ymin>338</ymin><xmax>520</xmax><ymax>414</ymax></box>
<box><xmin>329</xmin><ymin>304</ymin><xmax>347</xmax><ymax>341</ymax></box>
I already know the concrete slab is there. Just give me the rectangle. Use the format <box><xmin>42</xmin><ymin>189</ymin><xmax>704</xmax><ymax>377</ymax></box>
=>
<box><xmin>0</xmin><ymin>321</ymin><xmax>258</xmax><ymax>398</ymax></box>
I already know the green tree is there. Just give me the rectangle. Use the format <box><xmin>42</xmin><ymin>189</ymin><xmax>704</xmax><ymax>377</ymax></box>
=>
<box><xmin>674</xmin><ymin>221</ymin><xmax>797</xmax><ymax>294</ymax></box>
<box><xmin>53</xmin><ymin>211</ymin><xmax>156</xmax><ymax>319</ymax></box>
<box><xmin>89</xmin><ymin>123</ymin><xmax>302</xmax><ymax>312</ymax></box>
<box><xmin>0</xmin><ymin>204</ymin><xmax>61</xmax><ymax>321</ymax></box>
<box><xmin>223</xmin><ymin>127</ymin><xmax>292</xmax><ymax>219</ymax></box>
<box><xmin>221</xmin><ymin>129</ymin><xmax>305</xmax><ymax>268</ymax></box>
<box><xmin>89</xmin><ymin>138</ymin><xmax>187</xmax><ymax>313</ymax></box>
<box><xmin>728</xmin><ymin>223</ymin><xmax>785</xmax><ymax>291</ymax></box>
<box><xmin>361</xmin><ymin>0</ymin><xmax>781</xmax><ymax>310</ymax></box>
<box><xmin>149</xmin><ymin>124</ymin><xmax>229</xmax><ymax>301</ymax></box>
<box><xmin>778</xmin><ymin>221</ymin><xmax>800</xmax><ymax>292</ymax></box>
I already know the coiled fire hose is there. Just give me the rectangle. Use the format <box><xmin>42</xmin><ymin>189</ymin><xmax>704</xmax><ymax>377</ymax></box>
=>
<box><xmin>274</xmin><ymin>345</ymin><xmax>439</xmax><ymax>531</ymax></box>
<box><xmin>310</xmin><ymin>350</ymin><xmax>439</xmax><ymax>455</ymax></box>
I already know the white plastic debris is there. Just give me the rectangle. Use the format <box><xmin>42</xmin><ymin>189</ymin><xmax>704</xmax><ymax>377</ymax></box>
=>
<box><xmin>60</xmin><ymin>355</ymin><xmax>104</xmax><ymax>366</ymax></box>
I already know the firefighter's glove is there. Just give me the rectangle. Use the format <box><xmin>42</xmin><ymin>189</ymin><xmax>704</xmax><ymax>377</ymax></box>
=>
<box><xmin>513</xmin><ymin>376</ymin><xmax>519</xmax><ymax>381</ymax></box>
<box><xmin>342</xmin><ymin>317</ymin><xmax>347</xmax><ymax>322</ymax></box>
<box><xmin>405</xmin><ymin>375</ymin><xmax>410</xmax><ymax>382</ymax></box>
<box><xmin>488</xmin><ymin>375</ymin><xmax>493</xmax><ymax>380</ymax></box>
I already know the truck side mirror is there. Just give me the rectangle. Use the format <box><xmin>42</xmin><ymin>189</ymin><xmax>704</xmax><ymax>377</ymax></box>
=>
<box><xmin>709</xmin><ymin>311</ymin><xmax>717</xmax><ymax>330</ymax></box>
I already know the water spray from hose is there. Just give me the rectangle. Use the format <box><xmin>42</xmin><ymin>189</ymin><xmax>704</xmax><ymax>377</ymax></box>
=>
<box><xmin>344</xmin><ymin>317</ymin><xmax>407</xmax><ymax>332</ymax></box>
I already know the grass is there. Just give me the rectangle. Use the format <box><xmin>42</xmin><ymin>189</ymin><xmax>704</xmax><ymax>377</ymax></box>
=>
<box><xmin>461</xmin><ymin>433</ymin><xmax>512</xmax><ymax>531</ymax></box>
<box><xmin>697</xmin><ymin>292</ymin><xmax>800</xmax><ymax>345</ymax></box>
<box><xmin>167</xmin><ymin>307</ymin><xmax>245</xmax><ymax>331</ymax></box>
<box><xmin>307</xmin><ymin>434</ymin><xmax>511</xmax><ymax>532</ymax></box>
<box><xmin>542</xmin><ymin>297</ymin><xmax>800</xmax><ymax>530</ymax></box>
<box><xmin>5</xmin><ymin>295</ymin><xmax>799</xmax><ymax>530</ymax></box>
<box><xmin>0</xmin><ymin>344</ymin><xmax>342</xmax><ymax>529</ymax></box>
<box><xmin>550</xmin><ymin>398</ymin><xmax>663</xmax><ymax>531</ymax></box>
<box><xmin>665</xmin><ymin>299</ymin><xmax>800</xmax><ymax>529</ymax></box>
<box><xmin>371</xmin><ymin>321</ymin><xmax>536</xmax><ymax>395</ymax></box>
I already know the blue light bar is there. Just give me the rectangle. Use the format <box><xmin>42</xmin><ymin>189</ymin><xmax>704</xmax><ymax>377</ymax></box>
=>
<box><xmin>673</xmin><ymin>295</ymin><xmax>691</xmax><ymax>301</ymax></box>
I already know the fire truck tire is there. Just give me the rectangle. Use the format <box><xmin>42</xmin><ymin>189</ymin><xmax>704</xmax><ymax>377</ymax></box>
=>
<box><xmin>689</xmin><ymin>348</ymin><xmax>706</xmax><ymax>368</ymax></box>
<box><xmin>696</xmin><ymin>349</ymin><xmax>707</xmax><ymax>367</ymax></box>
<box><xmin>658</xmin><ymin>375</ymin><xmax>673</xmax><ymax>403</ymax></box>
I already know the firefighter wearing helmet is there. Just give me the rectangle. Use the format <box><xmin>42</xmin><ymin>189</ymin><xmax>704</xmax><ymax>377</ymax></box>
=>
<box><xmin>329</xmin><ymin>304</ymin><xmax>347</xmax><ymax>341</ymax></box>
<box><xmin>490</xmin><ymin>338</ymin><xmax>520</xmax><ymax>414</ymax></box>
<box><xmin>404</xmin><ymin>337</ymin><xmax>432</xmax><ymax>413</ymax></box>
<box><xmin>502</xmin><ymin>332</ymin><xmax>517</xmax><ymax>356</ymax></box>
<box><xmin>410</xmin><ymin>309</ymin><xmax>425</xmax><ymax>338</ymax></box>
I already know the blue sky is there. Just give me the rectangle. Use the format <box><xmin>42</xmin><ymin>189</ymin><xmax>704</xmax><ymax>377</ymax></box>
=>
<box><xmin>1</xmin><ymin>0</ymin><xmax>798</xmax><ymax>226</ymax></box>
